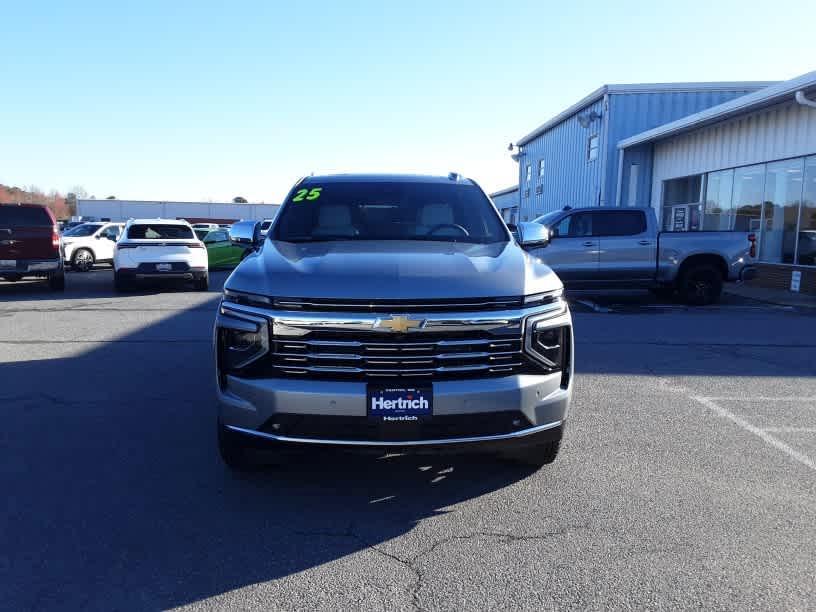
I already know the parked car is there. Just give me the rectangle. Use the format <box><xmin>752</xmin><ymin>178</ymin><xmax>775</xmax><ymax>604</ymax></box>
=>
<box><xmin>522</xmin><ymin>207</ymin><xmax>757</xmax><ymax>305</ymax></box>
<box><xmin>0</xmin><ymin>203</ymin><xmax>65</xmax><ymax>290</ymax></box>
<box><xmin>194</xmin><ymin>228</ymin><xmax>245</xmax><ymax>268</ymax></box>
<box><xmin>215</xmin><ymin>173</ymin><xmax>572</xmax><ymax>470</ymax></box>
<box><xmin>191</xmin><ymin>223</ymin><xmax>220</xmax><ymax>231</ymax></box>
<box><xmin>61</xmin><ymin>222</ymin><xmax>124</xmax><ymax>272</ymax></box>
<box><xmin>113</xmin><ymin>218</ymin><xmax>208</xmax><ymax>291</ymax></box>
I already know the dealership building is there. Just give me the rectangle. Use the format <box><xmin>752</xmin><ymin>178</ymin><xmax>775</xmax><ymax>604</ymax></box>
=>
<box><xmin>490</xmin><ymin>185</ymin><xmax>520</xmax><ymax>224</ymax></box>
<box><xmin>506</xmin><ymin>70</ymin><xmax>816</xmax><ymax>294</ymax></box>
<box><xmin>618</xmin><ymin>72</ymin><xmax>816</xmax><ymax>294</ymax></box>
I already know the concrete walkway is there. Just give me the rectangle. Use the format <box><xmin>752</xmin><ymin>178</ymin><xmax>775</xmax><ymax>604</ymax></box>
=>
<box><xmin>724</xmin><ymin>282</ymin><xmax>816</xmax><ymax>309</ymax></box>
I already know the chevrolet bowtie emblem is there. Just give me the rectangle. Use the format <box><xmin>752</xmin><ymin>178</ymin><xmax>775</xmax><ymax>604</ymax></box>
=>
<box><xmin>377</xmin><ymin>315</ymin><xmax>423</xmax><ymax>333</ymax></box>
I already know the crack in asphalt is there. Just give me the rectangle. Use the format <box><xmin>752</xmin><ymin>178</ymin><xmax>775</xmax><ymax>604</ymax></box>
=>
<box><xmin>294</xmin><ymin>523</ymin><xmax>587</xmax><ymax>611</ymax></box>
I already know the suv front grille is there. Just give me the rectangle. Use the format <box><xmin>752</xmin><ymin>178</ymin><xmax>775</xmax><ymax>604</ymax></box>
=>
<box><xmin>271</xmin><ymin>296</ymin><xmax>525</xmax><ymax>312</ymax></box>
<box><xmin>248</xmin><ymin>332</ymin><xmax>533</xmax><ymax>381</ymax></box>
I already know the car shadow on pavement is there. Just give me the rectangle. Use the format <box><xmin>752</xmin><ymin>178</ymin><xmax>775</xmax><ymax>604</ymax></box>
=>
<box><xmin>0</xmin><ymin>291</ymin><xmax>536</xmax><ymax>610</ymax></box>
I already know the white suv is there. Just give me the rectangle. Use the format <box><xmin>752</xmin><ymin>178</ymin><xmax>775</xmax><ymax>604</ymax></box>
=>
<box><xmin>113</xmin><ymin>219</ymin><xmax>208</xmax><ymax>291</ymax></box>
<box><xmin>61</xmin><ymin>222</ymin><xmax>124</xmax><ymax>272</ymax></box>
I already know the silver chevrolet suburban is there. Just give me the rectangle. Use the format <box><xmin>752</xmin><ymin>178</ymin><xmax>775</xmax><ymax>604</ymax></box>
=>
<box><xmin>215</xmin><ymin>174</ymin><xmax>573</xmax><ymax>469</ymax></box>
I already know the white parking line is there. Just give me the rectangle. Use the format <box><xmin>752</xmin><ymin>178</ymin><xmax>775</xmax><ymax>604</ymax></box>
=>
<box><xmin>702</xmin><ymin>397</ymin><xmax>816</xmax><ymax>403</ymax></box>
<box><xmin>692</xmin><ymin>396</ymin><xmax>816</xmax><ymax>472</ymax></box>
<box><xmin>761</xmin><ymin>427</ymin><xmax>816</xmax><ymax>433</ymax></box>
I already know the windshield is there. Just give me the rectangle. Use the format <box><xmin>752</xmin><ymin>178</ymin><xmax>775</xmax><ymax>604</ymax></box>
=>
<box><xmin>127</xmin><ymin>224</ymin><xmax>195</xmax><ymax>239</ymax></box>
<box><xmin>533</xmin><ymin>210</ymin><xmax>563</xmax><ymax>226</ymax></box>
<box><xmin>273</xmin><ymin>181</ymin><xmax>508</xmax><ymax>244</ymax></box>
<box><xmin>194</xmin><ymin>229</ymin><xmax>210</xmax><ymax>241</ymax></box>
<box><xmin>63</xmin><ymin>223</ymin><xmax>103</xmax><ymax>237</ymax></box>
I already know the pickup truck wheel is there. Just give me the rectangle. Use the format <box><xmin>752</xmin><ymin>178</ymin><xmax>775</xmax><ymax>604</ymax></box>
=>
<box><xmin>680</xmin><ymin>264</ymin><xmax>723</xmax><ymax>306</ymax></box>
<box><xmin>48</xmin><ymin>270</ymin><xmax>65</xmax><ymax>291</ymax></box>
<box><xmin>503</xmin><ymin>439</ymin><xmax>561</xmax><ymax>468</ymax></box>
<box><xmin>72</xmin><ymin>249</ymin><xmax>94</xmax><ymax>272</ymax></box>
<box><xmin>217</xmin><ymin>422</ymin><xmax>258</xmax><ymax>471</ymax></box>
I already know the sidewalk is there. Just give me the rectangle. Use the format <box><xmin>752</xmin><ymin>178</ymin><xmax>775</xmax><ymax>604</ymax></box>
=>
<box><xmin>724</xmin><ymin>282</ymin><xmax>816</xmax><ymax>309</ymax></box>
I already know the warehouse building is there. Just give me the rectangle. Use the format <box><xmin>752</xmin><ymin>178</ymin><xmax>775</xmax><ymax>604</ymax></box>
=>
<box><xmin>489</xmin><ymin>186</ymin><xmax>520</xmax><ymax>224</ymax></box>
<box><xmin>618</xmin><ymin>70</ymin><xmax>816</xmax><ymax>294</ymax></box>
<box><xmin>76</xmin><ymin>199</ymin><xmax>279</xmax><ymax>224</ymax></box>
<box><xmin>511</xmin><ymin>81</ymin><xmax>773</xmax><ymax>221</ymax></box>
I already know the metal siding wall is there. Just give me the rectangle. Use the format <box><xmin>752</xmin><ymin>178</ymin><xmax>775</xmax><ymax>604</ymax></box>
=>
<box><xmin>519</xmin><ymin>97</ymin><xmax>605</xmax><ymax>221</ymax></box>
<box><xmin>605</xmin><ymin>89</ymin><xmax>758</xmax><ymax>207</ymax></box>
<box><xmin>75</xmin><ymin>200</ymin><xmax>280</xmax><ymax>222</ymax></box>
<box><xmin>650</xmin><ymin>100</ymin><xmax>816</xmax><ymax>209</ymax></box>
<box><xmin>618</xmin><ymin>144</ymin><xmax>654</xmax><ymax>207</ymax></box>
<box><xmin>491</xmin><ymin>190</ymin><xmax>520</xmax><ymax>211</ymax></box>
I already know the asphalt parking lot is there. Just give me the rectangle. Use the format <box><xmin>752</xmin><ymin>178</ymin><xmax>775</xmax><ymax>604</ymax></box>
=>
<box><xmin>2</xmin><ymin>269</ymin><xmax>816</xmax><ymax>610</ymax></box>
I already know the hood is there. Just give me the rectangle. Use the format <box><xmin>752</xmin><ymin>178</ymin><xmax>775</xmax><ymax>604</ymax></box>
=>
<box><xmin>225</xmin><ymin>240</ymin><xmax>561</xmax><ymax>300</ymax></box>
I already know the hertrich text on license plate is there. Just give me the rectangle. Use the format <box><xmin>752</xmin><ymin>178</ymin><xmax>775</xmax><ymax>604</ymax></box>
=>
<box><xmin>367</xmin><ymin>386</ymin><xmax>433</xmax><ymax>421</ymax></box>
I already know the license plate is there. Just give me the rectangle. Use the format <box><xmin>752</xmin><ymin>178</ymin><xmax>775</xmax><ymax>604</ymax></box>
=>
<box><xmin>156</xmin><ymin>263</ymin><xmax>172</xmax><ymax>271</ymax></box>
<box><xmin>367</xmin><ymin>385</ymin><xmax>433</xmax><ymax>421</ymax></box>
<box><xmin>0</xmin><ymin>260</ymin><xmax>15</xmax><ymax>268</ymax></box>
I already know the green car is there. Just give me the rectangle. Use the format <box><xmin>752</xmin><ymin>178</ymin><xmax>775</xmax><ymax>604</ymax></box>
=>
<box><xmin>195</xmin><ymin>228</ymin><xmax>246</xmax><ymax>269</ymax></box>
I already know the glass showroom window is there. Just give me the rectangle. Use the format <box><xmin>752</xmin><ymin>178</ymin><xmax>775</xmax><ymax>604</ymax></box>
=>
<box><xmin>703</xmin><ymin>169</ymin><xmax>734</xmax><ymax>230</ymax></box>
<box><xmin>731</xmin><ymin>164</ymin><xmax>765</xmax><ymax>232</ymax></box>
<box><xmin>759</xmin><ymin>158</ymin><xmax>804</xmax><ymax>264</ymax></box>
<box><xmin>798</xmin><ymin>155</ymin><xmax>816</xmax><ymax>266</ymax></box>
<box><xmin>661</xmin><ymin>174</ymin><xmax>702</xmax><ymax>231</ymax></box>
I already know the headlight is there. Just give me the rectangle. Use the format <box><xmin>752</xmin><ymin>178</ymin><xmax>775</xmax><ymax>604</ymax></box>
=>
<box><xmin>524</xmin><ymin>315</ymin><xmax>570</xmax><ymax>374</ymax></box>
<box><xmin>216</xmin><ymin>308</ymin><xmax>269</xmax><ymax>371</ymax></box>
<box><xmin>223</xmin><ymin>288</ymin><xmax>272</xmax><ymax>306</ymax></box>
<box><xmin>523</xmin><ymin>288</ymin><xmax>564</xmax><ymax>307</ymax></box>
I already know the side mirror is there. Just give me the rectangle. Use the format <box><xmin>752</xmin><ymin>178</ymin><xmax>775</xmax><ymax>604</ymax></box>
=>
<box><xmin>517</xmin><ymin>222</ymin><xmax>550</xmax><ymax>248</ymax></box>
<box><xmin>229</xmin><ymin>220</ymin><xmax>262</xmax><ymax>249</ymax></box>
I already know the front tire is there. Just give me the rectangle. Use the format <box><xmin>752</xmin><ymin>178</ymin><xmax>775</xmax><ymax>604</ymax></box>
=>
<box><xmin>72</xmin><ymin>248</ymin><xmax>95</xmax><ymax>272</ymax></box>
<box><xmin>503</xmin><ymin>439</ymin><xmax>562</xmax><ymax>468</ymax></box>
<box><xmin>218</xmin><ymin>422</ymin><xmax>257</xmax><ymax>471</ymax></box>
<box><xmin>679</xmin><ymin>264</ymin><xmax>723</xmax><ymax>306</ymax></box>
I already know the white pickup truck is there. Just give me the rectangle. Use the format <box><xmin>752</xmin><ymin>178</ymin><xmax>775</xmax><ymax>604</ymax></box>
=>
<box><xmin>517</xmin><ymin>207</ymin><xmax>757</xmax><ymax>305</ymax></box>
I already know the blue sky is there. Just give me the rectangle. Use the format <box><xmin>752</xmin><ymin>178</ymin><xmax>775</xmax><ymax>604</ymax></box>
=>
<box><xmin>1</xmin><ymin>0</ymin><xmax>813</xmax><ymax>203</ymax></box>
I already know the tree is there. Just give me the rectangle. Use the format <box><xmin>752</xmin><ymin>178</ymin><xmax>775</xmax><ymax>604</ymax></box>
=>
<box><xmin>233</xmin><ymin>196</ymin><xmax>248</xmax><ymax>203</ymax></box>
<box><xmin>65</xmin><ymin>193</ymin><xmax>78</xmax><ymax>216</ymax></box>
<box><xmin>106</xmin><ymin>195</ymin><xmax>116</xmax><ymax>199</ymax></box>
<box><xmin>70</xmin><ymin>186</ymin><xmax>89</xmax><ymax>199</ymax></box>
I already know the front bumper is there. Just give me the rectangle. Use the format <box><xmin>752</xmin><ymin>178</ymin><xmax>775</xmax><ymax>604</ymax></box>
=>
<box><xmin>218</xmin><ymin>368</ymin><xmax>571</xmax><ymax>450</ymax></box>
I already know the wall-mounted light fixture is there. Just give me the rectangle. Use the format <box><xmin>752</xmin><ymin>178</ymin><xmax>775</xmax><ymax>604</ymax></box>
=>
<box><xmin>577</xmin><ymin>110</ymin><xmax>602</xmax><ymax>128</ymax></box>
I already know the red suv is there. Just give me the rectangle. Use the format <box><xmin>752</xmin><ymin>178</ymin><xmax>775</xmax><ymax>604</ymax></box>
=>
<box><xmin>0</xmin><ymin>204</ymin><xmax>65</xmax><ymax>290</ymax></box>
